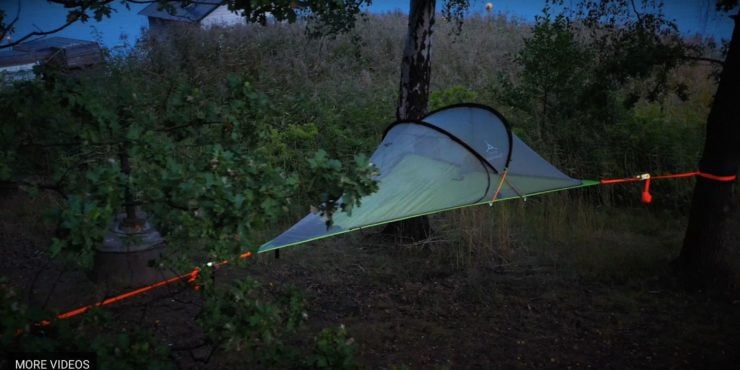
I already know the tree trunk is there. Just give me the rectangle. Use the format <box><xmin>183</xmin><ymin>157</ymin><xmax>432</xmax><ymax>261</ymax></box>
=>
<box><xmin>383</xmin><ymin>0</ymin><xmax>436</xmax><ymax>242</ymax></box>
<box><xmin>396</xmin><ymin>0</ymin><xmax>436</xmax><ymax>121</ymax></box>
<box><xmin>677</xmin><ymin>12</ymin><xmax>740</xmax><ymax>291</ymax></box>
<box><xmin>119</xmin><ymin>147</ymin><xmax>140</xmax><ymax>226</ymax></box>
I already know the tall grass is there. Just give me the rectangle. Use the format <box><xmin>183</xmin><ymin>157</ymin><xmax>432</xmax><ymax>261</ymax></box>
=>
<box><xmin>441</xmin><ymin>191</ymin><xmax>687</xmax><ymax>281</ymax></box>
<box><xmin>438</xmin><ymin>206</ymin><xmax>509</xmax><ymax>269</ymax></box>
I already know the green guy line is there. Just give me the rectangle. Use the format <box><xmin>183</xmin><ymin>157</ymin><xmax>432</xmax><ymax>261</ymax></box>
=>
<box><xmin>257</xmin><ymin>179</ymin><xmax>601</xmax><ymax>253</ymax></box>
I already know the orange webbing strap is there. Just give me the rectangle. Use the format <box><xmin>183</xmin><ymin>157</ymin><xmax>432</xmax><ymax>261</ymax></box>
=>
<box><xmin>489</xmin><ymin>167</ymin><xmax>510</xmax><ymax>205</ymax></box>
<box><xmin>695</xmin><ymin>171</ymin><xmax>737</xmax><ymax>182</ymax></box>
<box><xmin>31</xmin><ymin>251</ymin><xmax>255</xmax><ymax>329</ymax></box>
<box><xmin>651</xmin><ymin>172</ymin><xmax>697</xmax><ymax>180</ymax></box>
<box><xmin>601</xmin><ymin>171</ymin><xmax>737</xmax><ymax>184</ymax></box>
<box><xmin>600</xmin><ymin>172</ymin><xmax>652</xmax><ymax>184</ymax></box>
<box><xmin>600</xmin><ymin>171</ymin><xmax>736</xmax><ymax>204</ymax></box>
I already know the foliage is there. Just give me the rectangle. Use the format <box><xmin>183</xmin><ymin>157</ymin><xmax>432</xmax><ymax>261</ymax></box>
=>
<box><xmin>499</xmin><ymin>0</ymin><xmax>711</xmax><ymax>205</ymax></box>
<box><xmin>0</xmin><ymin>47</ymin><xmax>378</xmax><ymax>266</ymax></box>
<box><xmin>199</xmin><ymin>278</ymin><xmax>301</xmax><ymax>367</ymax></box>
<box><xmin>0</xmin><ymin>17</ymin><xmax>385</xmax><ymax>368</ymax></box>
<box><xmin>1</xmin><ymin>278</ymin><xmax>60</xmax><ymax>353</ymax></box>
<box><xmin>429</xmin><ymin>85</ymin><xmax>479</xmax><ymax>110</ymax></box>
<box><xmin>717</xmin><ymin>0</ymin><xmax>740</xmax><ymax>11</ymax></box>
<box><xmin>305</xmin><ymin>325</ymin><xmax>358</xmax><ymax>370</ymax></box>
<box><xmin>198</xmin><ymin>277</ymin><xmax>359</xmax><ymax>369</ymax></box>
<box><xmin>1</xmin><ymin>278</ymin><xmax>172</xmax><ymax>369</ymax></box>
<box><xmin>441</xmin><ymin>0</ymin><xmax>472</xmax><ymax>33</ymax></box>
<box><xmin>307</xmin><ymin>150</ymin><xmax>378</xmax><ymax>226</ymax></box>
<box><xmin>90</xmin><ymin>331</ymin><xmax>173</xmax><ymax>370</ymax></box>
<box><xmin>506</xmin><ymin>7</ymin><xmax>589</xmax><ymax>132</ymax></box>
<box><xmin>575</xmin><ymin>0</ymin><xmax>697</xmax><ymax>107</ymax></box>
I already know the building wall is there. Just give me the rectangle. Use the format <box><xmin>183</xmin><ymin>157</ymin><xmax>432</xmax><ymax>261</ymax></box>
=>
<box><xmin>148</xmin><ymin>17</ymin><xmax>182</xmax><ymax>34</ymax></box>
<box><xmin>201</xmin><ymin>5</ymin><xmax>246</xmax><ymax>28</ymax></box>
<box><xmin>0</xmin><ymin>63</ymin><xmax>38</xmax><ymax>82</ymax></box>
<box><xmin>0</xmin><ymin>62</ymin><xmax>37</xmax><ymax>74</ymax></box>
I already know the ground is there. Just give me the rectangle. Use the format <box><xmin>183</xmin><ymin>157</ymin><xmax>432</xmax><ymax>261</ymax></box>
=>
<box><xmin>1</xmin><ymin>189</ymin><xmax>739</xmax><ymax>369</ymax></box>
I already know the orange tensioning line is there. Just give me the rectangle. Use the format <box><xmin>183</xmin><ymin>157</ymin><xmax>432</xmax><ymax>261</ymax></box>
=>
<box><xmin>600</xmin><ymin>170</ymin><xmax>736</xmax><ymax>205</ymax></box>
<box><xmin>600</xmin><ymin>171</ymin><xmax>736</xmax><ymax>184</ymax></box>
<box><xmin>490</xmin><ymin>167</ymin><xmax>510</xmax><ymax>203</ymax></box>
<box><xmin>35</xmin><ymin>251</ymin><xmax>253</xmax><ymax>327</ymax></box>
<box><xmin>695</xmin><ymin>171</ymin><xmax>737</xmax><ymax>182</ymax></box>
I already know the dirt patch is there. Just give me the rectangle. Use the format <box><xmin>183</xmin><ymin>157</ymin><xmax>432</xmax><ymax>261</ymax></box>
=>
<box><xmin>246</xmin><ymin>243</ymin><xmax>739</xmax><ymax>369</ymax></box>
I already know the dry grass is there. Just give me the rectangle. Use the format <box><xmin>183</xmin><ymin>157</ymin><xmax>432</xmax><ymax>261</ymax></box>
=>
<box><xmin>438</xmin><ymin>205</ymin><xmax>515</xmax><ymax>269</ymax></box>
<box><xmin>139</xmin><ymin>13</ymin><xmax>529</xmax><ymax>112</ymax></box>
<box><xmin>438</xmin><ymin>191</ymin><xmax>686</xmax><ymax>282</ymax></box>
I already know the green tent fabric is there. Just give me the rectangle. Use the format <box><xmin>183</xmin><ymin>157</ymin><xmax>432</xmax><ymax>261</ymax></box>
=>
<box><xmin>258</xmin><ymin>104</ymin><xmax>597</xmax><ymax>253</ymax></box>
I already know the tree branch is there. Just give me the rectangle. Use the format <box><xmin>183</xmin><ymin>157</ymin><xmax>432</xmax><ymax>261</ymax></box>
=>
<box><xmin>0</xmin><ymin>0</ymin><xmax>21</xmax><ymax>45</ymax></box>
<box><xmin>0</xmin><ymin>0</ymin><xmax>155</xmax><ymax>49</ymax></box>
<box><xmin>629</xmin><ymin>0</ymin><xmax>644</xmax><ymax>24</ymax></box>
<box><xmin>681</xmin><ymin>55</ymin><xmax>725</xmax><ymax>66</ymax></box>
<box><xmin>0</xmin><ymin>1</ymin><xmax>108</xmax><ymax>49</ymax></box>
<box><xmin>1</xmin><ymin>19</ymin><xmax>79</xmax><ymax>49</ymax></box>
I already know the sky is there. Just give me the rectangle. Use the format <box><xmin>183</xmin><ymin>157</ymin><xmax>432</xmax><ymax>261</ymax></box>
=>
<box><xmin>1</xmin><ymin>0</ymin><xmax>736</xmax><ymax>50</ymax></box>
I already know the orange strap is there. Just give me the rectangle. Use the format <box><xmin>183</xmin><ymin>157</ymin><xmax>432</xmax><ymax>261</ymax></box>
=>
<box><xmin>28</xmin><ymin>251</ymin><xmax>254</xmax><ymax>330</ymax></box>
<box><xmin>600</xmin><ymin>170</ymin><xmax>736</xmax><ymax>204</ymax></box>
<box><xmin>695</xmin><ymin>171</ymin><xmax>737</xmax><ymax>182</ymax></box>
<box><xmin>489</xmin><ymin>167</ymin><xmax>509</xmax><ymax>204</ymax></box>
<box><xmin>601</xmin><ymin>171</ymin><xmax>736</xmax><ymax>185</ymax></box>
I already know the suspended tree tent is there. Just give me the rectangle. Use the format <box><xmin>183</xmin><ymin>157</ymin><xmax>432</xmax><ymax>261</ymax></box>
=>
<box><xmin>259</xmin><ymin>103</ymin><xmax>599</xmax><ymax>252</ymax></box>
<box><xmin>38</xmin><ymin>103</ymin><xmax>735</xmax><ymax>325</ymax></box>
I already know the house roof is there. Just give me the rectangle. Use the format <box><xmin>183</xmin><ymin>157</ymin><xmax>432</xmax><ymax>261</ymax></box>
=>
<box><xmin>138</xmin><ymin>0</ymin><xmax>224</xmax><ymax>22</ymax></box>
<box><xmin>0</xmin><ymin>50</ymin><xmax>39</xmax><ymax>67</ymax></box>
<box><xmin>12</xmin><ymin>37</ymin><xmax>96</xmax><ymax>53</ymax></box>
<box><xmin>0</xmin><ymin>37</ymin><xmax>100</xmax><ymax>68</ymax></box>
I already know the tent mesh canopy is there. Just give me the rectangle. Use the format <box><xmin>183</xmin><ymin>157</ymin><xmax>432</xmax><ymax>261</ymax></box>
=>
<box><xmin>259</xmin><ymin>104</ymin><xmax>588</xmax><ymax>253</ymax></box>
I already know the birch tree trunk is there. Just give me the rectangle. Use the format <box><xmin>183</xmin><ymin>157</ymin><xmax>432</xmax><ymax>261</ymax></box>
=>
<box><xmin>396</xmin><ymin>0</ymin><xmax>436</xmax><ymax>121</ymax></box>
<box><xmin>384</xmin><ymin>0</ymin><xmax>436</xmax><ymax>241</ymax></box>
